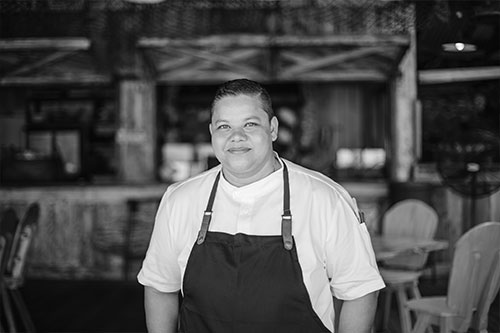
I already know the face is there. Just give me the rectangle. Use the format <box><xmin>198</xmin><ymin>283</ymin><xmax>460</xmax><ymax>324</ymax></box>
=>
<box><xmin>210</xmin><ymin>94</ymin><xmax>279</xmax><ymax>186</ymax></box>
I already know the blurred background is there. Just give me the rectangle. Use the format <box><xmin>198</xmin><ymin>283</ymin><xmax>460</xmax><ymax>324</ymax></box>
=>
<box><xmin>0</xmin><ymin>0</ymin><xmax>499</xmax><ymax>332</ymax></box>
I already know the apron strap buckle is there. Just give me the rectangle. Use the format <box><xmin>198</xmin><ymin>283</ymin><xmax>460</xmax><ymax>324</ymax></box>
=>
<box><xmin>197</xmin><ymin>211</ymin><xmax>212</xmax><ymax>245</ymax></box>
<box><xmin>281</xmin><ymin>215</ymin><xmax>293</xmax><ymax>250</ymax></box>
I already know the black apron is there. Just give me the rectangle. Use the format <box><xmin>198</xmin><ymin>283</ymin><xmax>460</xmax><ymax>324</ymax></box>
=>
<box><xmin>179</xmin><ymin>162</ymin><xmax>332</xmax><ymax>333</ymax></box>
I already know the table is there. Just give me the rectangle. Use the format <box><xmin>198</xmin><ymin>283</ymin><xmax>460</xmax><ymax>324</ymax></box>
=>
<box><xmin>371</xmin><ymin>235</ymin><xmax>449</xmax><ymax>333</ymax></box>
<box><xmin>371</xmin><ymin>235</ymin><xmax>449</xmax><ymax>262</ymax></box>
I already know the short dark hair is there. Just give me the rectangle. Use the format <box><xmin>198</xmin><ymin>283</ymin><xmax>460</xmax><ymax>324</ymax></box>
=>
<box><xmin>211</xmin><ymin>78</ymin><xmax>274</xmax><ymax>119</ymax></box>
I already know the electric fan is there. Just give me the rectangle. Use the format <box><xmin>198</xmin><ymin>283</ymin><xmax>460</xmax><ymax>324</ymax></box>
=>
<box><xmin>436</xmin><ymin>128</ymin><xmax>500</xmax><ymax>230</ymax></box>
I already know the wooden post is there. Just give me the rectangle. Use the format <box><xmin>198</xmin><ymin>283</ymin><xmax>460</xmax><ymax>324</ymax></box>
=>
<box><xmin>117</xmin><ymin>80</ymin><xmax>156</xmax><ymax>183</ymax></box>
<box><xmin>389</xmin><ymin>8</ymin><xmax>417</xmax><ymax>182</ymax></box>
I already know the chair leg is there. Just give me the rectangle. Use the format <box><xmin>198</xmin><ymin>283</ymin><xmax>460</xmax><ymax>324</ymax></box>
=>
<box><xmin>382</xmin><ymin>288</ymin><xmax>392</xmax><ymax>331</ymax></box>
<box><xmin>411</xmin><ymin>313</ymin><xmax>433</xmax><ymax>333</ymax></box>
<box><xmin>9</xmin><ymin>289</ymin><xmax>35</xmax><ymax>333</ymax></box>
<box><xmin>407</xmin><ymin>281</ymin><xmax>423</xmax><ymax>327</ymax></box>
<box><xmin>439</xmin><ymin>317</ymin><xmax>452</xmax><ymax>333</ymax></box>
<box><xmin>1</xmin><ymin>285</ymin><xmax>17</xmax><ymax>333</ymax></box>
<box><xmin>409</xmin><ymin>281</ymin><xmax>421</xmax><ymax>299</ymax></box>
<box><xmin>396</xmin><ymin>286</ymin><xmax>412</xmax><ymax>333</ymax></box>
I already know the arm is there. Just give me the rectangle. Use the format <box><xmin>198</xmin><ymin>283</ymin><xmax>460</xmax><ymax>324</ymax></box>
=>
<box><xmin>337</xmin><ymin>291</ymin><xmax>378</xmax><ymax>333</ymax></box>
<box><xmin>144</xmin><ymin>286</ymin><xmax>179</xmax><ymax>333</ymax></box>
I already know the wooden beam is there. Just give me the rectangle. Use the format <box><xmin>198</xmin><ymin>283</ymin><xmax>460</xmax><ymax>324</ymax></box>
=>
<box><xmin>160</xmin><ymin>72</ymin><xmax>268</xmax><ymax>83</ymax></box>
<box><xmin>5</xmin><ymin>51</ymin><xmax>76</xmax><ymax>77</ymax></box>
<box><xmin>0</xmin><ymin>38</ymin><xmax>91</xmax><ymax>51</ymax></box>
<box><xmin>153</xmin><ymin>48</ymin><xmax>263</xmax><ymax>75</ymax></box>
<box><xmin>139</xmin><ymin>35</ymin><xmax>270</xmax><ymax>49</ymax></box>
<box><xmin>419</xmin><ymin>67</ymin><xmax>500</xmax><ymax>84</ymax></box>
<box><xmin>279</xmin><ymin>70</ymin><xmax>387</xmax><ymax>82</ymax></box>
<box><xmin>138</xmin><ymin>34</ymin><xmax>410</xmax><ymax>49</ymax></box>
<box><xmin>280</xmin><ymin>46</ymin><xmax>387</xmax><ymax>77</ymax></box>
<box><xmin>0</xmin><ymin>74</ymin><xmax>111</xmax><ymax>86</ymax></box>
<box><xmin>157</xmin><ymin>57</ymin><xmax>194</xmax><ymax>72</ymax></box>
<box><xmin>274</xmin><ymin>35</ymin><xmax>410</xmax><ymax>48</ymax></box>
<box><xmin>163</xmin><ymin>47</ymin><xmax>264</xmax><ymax>78</ymax></box>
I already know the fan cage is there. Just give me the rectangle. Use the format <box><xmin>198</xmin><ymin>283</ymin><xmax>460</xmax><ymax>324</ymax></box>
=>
<box><xmin>436</xmin><ymin>130</ymin><xmax>500</xmax><ymax>198</ymax></box>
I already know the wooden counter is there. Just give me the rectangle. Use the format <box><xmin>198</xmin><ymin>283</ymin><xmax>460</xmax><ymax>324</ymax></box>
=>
<box><xmin>0</xmin><ymin>182</ymin><xmax>389</xmax><ymax>280</ymax></box>
<box><xmin>0</xmin><ymin>184</ymin><xmax>167</xmax><ymax>280</ymax></box>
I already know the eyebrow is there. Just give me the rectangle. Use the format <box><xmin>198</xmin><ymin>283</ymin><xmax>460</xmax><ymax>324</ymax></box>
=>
<box><xmin>213</xmin><ymin>116</ymin><xmax>262</xmax><ymax>124</ymax></box>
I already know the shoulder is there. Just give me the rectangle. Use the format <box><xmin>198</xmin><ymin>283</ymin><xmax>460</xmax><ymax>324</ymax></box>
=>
<box><xmin>284</xmin><ymin>159</ymin><xmax>361</xmax><ymax>220</ymax></box>
<box><xmin>158</xmin><ymin>166</ymin><xmax>221</xmax><ymax>214</ymax></box>
<box><xmin>165</xmin><ymin>165</ymin><xmax>221</xmax><ymax>200</ymax></box>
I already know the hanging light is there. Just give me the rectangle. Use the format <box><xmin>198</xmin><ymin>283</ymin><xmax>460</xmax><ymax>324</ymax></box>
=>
<box><xmin>441</xmin><ymin>10</ymin><xmax>478</xmax><ymax>53</ymax></box>
<box><xmin>442</xmin><ymin>41</ymin><xmax>477</xmax><ymax>52</ymax></box>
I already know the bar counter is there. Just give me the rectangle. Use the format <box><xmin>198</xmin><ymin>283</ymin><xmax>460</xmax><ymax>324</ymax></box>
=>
<box><xmin>0</xmin><ymin>183</ymin><xmax>168</xmax><ymax>280</ymax></box>
<box><xmin>0</xmin><ymin>181</ymin><xmax>388</xmax><ymax>280</ymax></box>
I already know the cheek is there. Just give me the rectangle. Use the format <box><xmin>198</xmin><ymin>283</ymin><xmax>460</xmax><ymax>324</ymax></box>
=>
<box><xmin>211</xmin><ymin>134</ymin><xmax>226</xmax><ymax>149</ymax></box>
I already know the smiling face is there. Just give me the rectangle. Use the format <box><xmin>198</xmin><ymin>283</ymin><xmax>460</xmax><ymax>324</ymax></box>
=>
<box><xmin>210</xmin><ymin>94</ymin><xmax>279</xmax><ymax>187</ymax></box>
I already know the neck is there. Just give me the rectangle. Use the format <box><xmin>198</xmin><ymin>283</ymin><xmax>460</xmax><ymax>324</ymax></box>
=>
<box><xmin>223</xmin><ymin>156</ymin><xmax>280</xmax><ymax>187</ymax></box>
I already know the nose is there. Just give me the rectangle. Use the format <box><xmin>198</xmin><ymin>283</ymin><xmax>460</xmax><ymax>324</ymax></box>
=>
<box><xmin>230</xmin><ymin>127</ymin><xmax>247</xmax><ymax>142</ymax></box>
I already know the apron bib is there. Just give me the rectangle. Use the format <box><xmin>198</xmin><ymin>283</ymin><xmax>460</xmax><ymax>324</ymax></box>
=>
<box><xmin>180</xmin><ymin>163</ymin><xmax>331</xmax><ymax>333</ymax></box>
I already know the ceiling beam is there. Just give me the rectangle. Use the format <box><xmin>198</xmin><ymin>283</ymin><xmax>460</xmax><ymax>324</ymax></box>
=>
<box><xmin>419</xmin><ymin>67</ymin><xmax>500</xmax><ymax>84</ymax></box>
<box><xmin>0</xmin><ymin>74</ymin><xmax>111</xmax><ymax>86</ymax></box>
<box><xmin>138</xmin><ymin>35</ymin><xmax>410</xmax><ymax>49</ymax></box>
<box><xmin>161</xmin><ymin>47</ymin><xmax>265</xmax><ymax>78</ymax></box>
<box><xmin>279</xmin><ymin>70</ymin><xmax>388</xmax><ymax>82</ymax></box>
<box><xmin>5</xmin><ymin>51</ymin><xmax>77</xmax><ymax>77</ymax></box>
<box><xmin>0</xmin><ymin>38</ymin><xmax>91</xmax><ymax>51</ymax></box>
<box><xmin>280</xmin><ymin>46</ymin><xmax>388</xmax><ymax>78</ymax></box>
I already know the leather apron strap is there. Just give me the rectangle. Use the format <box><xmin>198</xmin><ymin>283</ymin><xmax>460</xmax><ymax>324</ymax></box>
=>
<box><xmin>196</xmin><ymin>171</ymin><xmax>220</xmax><ymax>245</ymax></box>
<box><xmin>281</xmin><ymin>162</ymin><xmax>293</xmax><ymax>250</ymax></box>
<box><xmin>196</xmin><ymin>160</ymin><xmax>293</xmax><ymax>250</ymax></box>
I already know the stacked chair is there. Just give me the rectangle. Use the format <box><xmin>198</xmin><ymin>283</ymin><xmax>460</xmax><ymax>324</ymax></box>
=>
<box><xmin>406</xmin><ymin>221</ymin><xmax>500</xmax><ymax>333</ymax></box>
<box><xmin>379</xmin><ymin>199</ymin><xmax>439</xmax><ymax>333</ymax></box>
<box><xmin>0</xmin><ymin>203</ymin><xmax>40</xmax><ymax>333</ymax></box>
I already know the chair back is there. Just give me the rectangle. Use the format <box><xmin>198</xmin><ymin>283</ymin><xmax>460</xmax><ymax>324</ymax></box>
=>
<box><xmin>447</xmin><ymin>221</ymin><xmax>500</xmax><ymax>332</ymax></box>
<box><xmin>382</xmin><ymin>199</ymin><xmax>438</xmax><ymax>269</ymax></box>
<box><xmin>7</xmin><ymin>203</ymin><xmax>40</xmax><ymax>275</ymax></box>
<box><xmin>0</xmin><ymin>235</ymin><xmax>7</xmax><ymax>274</ymax></box>
<box><xmin>7</xmin><ymin>203</ymin><xmax>40</xmax><ymax>280</ymax></box>
<box><xmin>0</xmin><ymin>208</ymin><xmax>20</xmax><ymax>274</ymax></box>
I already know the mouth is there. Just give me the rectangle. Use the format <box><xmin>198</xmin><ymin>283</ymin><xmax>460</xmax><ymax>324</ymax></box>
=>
<box><xmin>227</xmin><ymin>147</ymin><xmax>251</xmax><ymax>154</ymax></box>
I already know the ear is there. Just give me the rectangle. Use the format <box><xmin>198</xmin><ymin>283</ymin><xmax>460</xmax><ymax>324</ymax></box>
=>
<box><xmin>209</xmin><ymin>123</ymin><xmax>213</xmax><ymax>135</ymax></box>
<box><xmin>270</xmin><ymin>116</ymin><xmax>279</xmax><ymax>142</ymax></box>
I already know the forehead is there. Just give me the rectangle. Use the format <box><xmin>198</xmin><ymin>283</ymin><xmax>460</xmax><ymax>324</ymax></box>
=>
<box><xmin>212</xmin><ymin>94</ymin><xmax>266</xmax><ymax>119</ymax></box>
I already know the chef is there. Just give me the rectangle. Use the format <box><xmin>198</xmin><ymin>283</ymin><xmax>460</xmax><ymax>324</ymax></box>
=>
<box><xmin>138</xmin><ymin>78</ymin><xmax>385</xmax><ymax>333</ymax></box>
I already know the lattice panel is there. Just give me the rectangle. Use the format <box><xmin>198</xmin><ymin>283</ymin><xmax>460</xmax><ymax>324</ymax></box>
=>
<box><xmin>1</xmin><ymin>0</ymin><xmax>414</xmax><ymax>39</ymax></box>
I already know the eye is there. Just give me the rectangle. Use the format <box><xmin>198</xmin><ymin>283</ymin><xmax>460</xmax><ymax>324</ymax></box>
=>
<box><xmin>217</xmin><ymin>124</ymin><xmax>230</xmax><ymax>130</ymax></box>
<box><xmin>244</xmin><ymin>122</ymin><xmax>258</xmax><ymax>128</ymax></box>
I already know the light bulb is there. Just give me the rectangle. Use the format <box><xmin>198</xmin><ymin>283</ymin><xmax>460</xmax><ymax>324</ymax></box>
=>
<box><xmin>455</xmin><ymin>42</ymin><xmax>465</xmax><ymax>51</ymax></box>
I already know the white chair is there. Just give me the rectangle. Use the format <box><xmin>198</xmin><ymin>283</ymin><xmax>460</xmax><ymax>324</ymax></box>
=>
<box><xmin>379</xmin><ymin>199</ymin><xmax>439</xmax><ymax>333</ymax></box>
<box><xmin>406</xmin><ymin>221</ymin><xmax>500</xmax><ymax>333</ymax></box>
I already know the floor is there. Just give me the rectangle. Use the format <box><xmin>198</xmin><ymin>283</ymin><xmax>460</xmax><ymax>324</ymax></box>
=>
<box><xmin>7</xmin><ymin>276</ymin><xmax>499</xmax><ymax>333</ymax></box>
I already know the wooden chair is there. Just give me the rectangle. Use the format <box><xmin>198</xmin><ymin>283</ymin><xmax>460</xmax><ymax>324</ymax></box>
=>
<box><xmin>379</xmin><ymin>199</ymin><xmax>439</xmax><ymax>333</ymax></box>
<box><xmin>0</xmin><ymin>235</ymin><xmax>7</xmax><ymax>333</ymax></box>
<box><xmin>0</xmin><ymin>203</ymin><xmax>40</xmax><ymax>333</ymax></box>
<box><xmin>406</xmin><ymin>221</ymin><xmax>500</xmax><ymax>333</ymax></box>
<box><xmin>0</xmin><ymin>207</ymin><xmax>20</xmax><ymax>332</ymax></box>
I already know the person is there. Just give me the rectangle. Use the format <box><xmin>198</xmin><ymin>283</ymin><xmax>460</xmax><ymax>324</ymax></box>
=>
<box><xmin>138</xmin><ymin>78</ymin><xmax>385</xmax><ymax>333</ymax></box>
